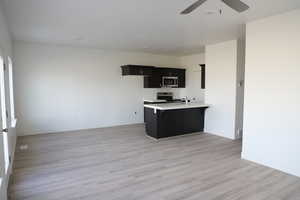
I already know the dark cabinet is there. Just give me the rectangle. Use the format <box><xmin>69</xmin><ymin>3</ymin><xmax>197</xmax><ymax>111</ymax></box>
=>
<box><xmin>144</xmin><ymin>107</ymin><xmax>208</xmax><ymax>139</ymax></box>
<box><xmin>160</xmin><ymin>68</ymin><xmax>177</xmax><ymax>77</ymax></box>
<box><xmin>121</xmin><ymin>65</ymin><xmax>154</xmax><ymax>76</ymax></box>
<box><xmin>200</xmin><ymin>64</ymin><xmax>205</xmax><ymax>89</ymax></box>
<box><xmin>144</xmin><ymin>68</ymin><xmax>163</xmax><ymax>88</ymax></box>
<box><xmin>161</xmin><ymin>68</ymin><xmax>186</xmax><ymax>88</ymax></box>
<box><xmin>121</xmin><ymin>65</ymin><xmax>186</xmax><ymax>88</ymax></box>
<box><xmin>143</xmin><ymin>67</ymin><xmax>186</xmax><ymax>88</ymax></box>
<box><xmin>144</xmin><ymin>69</ymin><xmax>161</xmax><ymax>88</ymax></box>
<box><xmin>174</xmin><ymin>69</ymin><xmax>186</xmax><ymax>88</ymax></box>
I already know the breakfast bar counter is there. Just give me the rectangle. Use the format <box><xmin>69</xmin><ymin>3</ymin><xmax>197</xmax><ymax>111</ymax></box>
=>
<box><xmin>144</xmin><ymin>103</ymin><xmax>209</xmax><ymax>139</ymax></box>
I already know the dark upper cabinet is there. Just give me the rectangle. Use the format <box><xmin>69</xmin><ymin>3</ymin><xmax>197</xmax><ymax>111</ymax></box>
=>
<box><xmin>121</xmin><ymin>65</ymin><xmax>154</xmax><ymax>76</ymax></box>
<box><xmin>144</xmin><ymin>68</ymin><xmax>186</xmax><ymax>88</ymax></box>
<box><xmin>200</xmin><ymin>64</ymin><xmax>205</xmax><ymax>89</ymax></box>
<box><xmin>144</xmin><ymin>70</ymin><xmax>162</xmax><ymax>88</ymax></box>
<box><xmin>160</xmin><ymin>68</ymin><xmax>179</xmax><ymax>77</ymax></box>
<box><xmin>176</xmin><ymin>69</ymin><xmax>186</xmax><ymax>88</ymax></box>
<box><xmin>121</xmin><ymin>65</ymin><xmax>186</xmax><ymax>88</ymax></box>
<box><xmin>162</xmin><ymin>68</ymin><xmax>186</xmax><ymax>88</ymax></box>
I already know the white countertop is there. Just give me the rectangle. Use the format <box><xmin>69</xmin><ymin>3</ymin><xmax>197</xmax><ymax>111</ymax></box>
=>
<box><xmin>143</xmin><ymin>99</ymin><xmax>167</xmax><ymax>103</ymax></box>
<box><xmin>144</xmin><ymin>102</ymin><xmax>209</xmax><ymax>110</ymax></box>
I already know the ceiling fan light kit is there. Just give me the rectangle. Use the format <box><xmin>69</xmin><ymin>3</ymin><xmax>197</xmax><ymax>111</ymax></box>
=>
<box><xmin>181</xmin><ymin>0</ymin><xmax>249</xmax><ymax>15</ymax></box>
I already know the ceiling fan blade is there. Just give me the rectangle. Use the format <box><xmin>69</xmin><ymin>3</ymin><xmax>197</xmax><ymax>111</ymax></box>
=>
<box><xmin>221</xmin><ymin>0</ymin><xmax>249</xmax><ymax>12</ymax></box>
<box><xmin>181</xmin><ymin>0</ymin><xmax>208</xmax><ymax>15</ymax></box>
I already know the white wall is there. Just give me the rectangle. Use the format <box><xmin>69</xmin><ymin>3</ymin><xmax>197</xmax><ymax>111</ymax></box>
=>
<box><xmin>0</xmin><ymin>2</ymin><xmax>14</xmax><ymax>200</ymax></box>
<box><xmin>205</xmin><ymin>40</ymin><xmax>239</xmax><ymax>139</ymax></box>
<box><xmin>242</xmin><ymin>9</ymin><xmax>300</xmax><ymax>177</ymax></box>
<box><xmin>14</xmin><ymin>41</ymin><xmax>182</xmax><ymax>136</ymax></box>
<box><xmin>0</xmin><ymin>6</ymin><xmax>11</xmax><ymax>56</ymax></box>
<box><xmin>179</xmin><ymin>53</ymin><xmax>205</xmax><ymax>102</ymax></box>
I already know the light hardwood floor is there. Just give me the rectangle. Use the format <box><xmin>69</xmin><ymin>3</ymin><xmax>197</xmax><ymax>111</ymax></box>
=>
<box><xmin>9</xmin><ymin>124</ymin><xmax>300</xmax><ymax>200</ymax></box>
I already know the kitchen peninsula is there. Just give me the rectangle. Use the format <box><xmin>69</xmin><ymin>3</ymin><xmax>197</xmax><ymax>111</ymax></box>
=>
<box><xmin>144</xmin><ymin>103</ymin><xmax>209</xmax><ymax>139</ymax></box>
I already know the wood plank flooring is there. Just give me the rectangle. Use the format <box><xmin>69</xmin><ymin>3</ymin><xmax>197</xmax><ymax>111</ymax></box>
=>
<box><xmin>9</xmin><ymin>124</ymin><xmax>300</xmax><ymax>200</ymax></box>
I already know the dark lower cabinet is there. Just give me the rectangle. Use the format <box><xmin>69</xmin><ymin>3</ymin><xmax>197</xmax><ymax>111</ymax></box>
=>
<box><xmin>144</xmin><ymin>107</ymin><xmax>208</xmax><ymax>139</ymax></box>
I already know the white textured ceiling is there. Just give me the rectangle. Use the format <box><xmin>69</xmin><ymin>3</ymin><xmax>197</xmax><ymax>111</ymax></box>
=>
<box><xmin>2</xmin><ymin>0</ymin><xmax>300</xmax><ymax>55</ymax></box>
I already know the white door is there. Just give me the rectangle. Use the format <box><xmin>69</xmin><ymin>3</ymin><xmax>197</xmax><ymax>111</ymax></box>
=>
<box><xmin>0</xmin><ymin>51</ymin><xmax>13</xmax><ymax>200</ymax></box>
<box><xmin>0</xmin><ymin>54</ymin><xmax>7</xmax><ymax>200</ymax></box>
<box><xmin>0</xmin><ymin>133</ymin><xmax>6</xmax><ymax>200</ymax></box>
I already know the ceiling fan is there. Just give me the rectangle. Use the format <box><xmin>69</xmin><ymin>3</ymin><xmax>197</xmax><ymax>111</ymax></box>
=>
<box><xmin>181</xmin><ymin>0</ymin><xmax>249</xmax><ymax>14</ymax></box>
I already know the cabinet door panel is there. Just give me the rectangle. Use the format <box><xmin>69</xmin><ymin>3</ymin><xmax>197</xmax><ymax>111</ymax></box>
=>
<box><xmin>177</xmin><ymin>69</ymin><xmax>186</xmax><ymax>88</ymax></box>
<box><xmin>160</xmin><ymin>68</ymin><xmax>177</xmax><ymax>77</ymax></box>
<box><xmin>144</xmin><ymin>70</ymin><xmax>161</xmax><ymax>88</ymax></box>
<box><xmin>121</xmin><ymin>65</ymin><xmax>153</xmax><ymax>76</ymax></box>
<box><xmin>142</xmin><ymin>67</ymin><xmax>185</xmax><ymax>88</ymax></box>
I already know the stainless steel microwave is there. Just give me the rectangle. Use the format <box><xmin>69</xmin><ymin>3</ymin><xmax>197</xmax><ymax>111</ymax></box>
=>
<box><xmin>162</xmin><ymin>76</ymin><xmax>178</xmax><ymax>88</ymax></box>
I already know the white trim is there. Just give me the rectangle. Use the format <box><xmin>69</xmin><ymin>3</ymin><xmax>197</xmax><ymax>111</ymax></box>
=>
<box><xmin>0</xmin><ymin>57</ymin><xmax>6</xmax><ymax>129</ymax></box>
<box><xmin>8</xmin><ymin>57</ymin><xmax>15</xmax><ymax>122</ymax></box>
<box><xmin>0</xmin><ymin>57</ymin><xmax>9</xmax><ymax>172</ymax></box>
<box><xmin>3</xmin><ymin>132</ymin><xmax>8</xmax><ymax>173</ymax></box>
<box><xmin>0</xmin><ymin>178</ymin><xmax>2</xmax><ymax>194</ymax></box>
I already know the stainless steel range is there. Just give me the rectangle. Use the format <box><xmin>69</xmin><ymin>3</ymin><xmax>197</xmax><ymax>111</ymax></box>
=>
<box><xmin>157</xmin><ymin>92</ymin><xmax>174</xmax><ymax>102</ymax></box>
